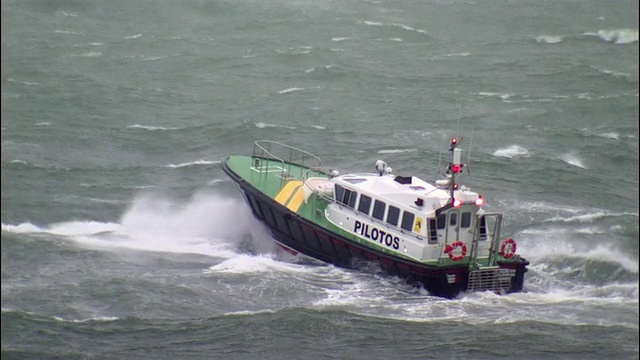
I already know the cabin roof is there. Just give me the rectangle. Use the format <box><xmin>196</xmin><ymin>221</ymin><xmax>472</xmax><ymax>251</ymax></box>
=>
<box><xmin>333</xmin><ymin>173</ymin><xmax>455</xmax><ymax>210</ymax></box>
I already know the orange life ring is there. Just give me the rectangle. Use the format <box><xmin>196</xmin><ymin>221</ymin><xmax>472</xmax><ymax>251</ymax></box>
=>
<box><xmin>444</xmin><ymin>241</ymin><xmax>467</xmax><ymax>261</ymax></box>
<box><xmin>500</xmin><ymin>238</ymin><xmax>517</xmax><ymax>259</ymax></box>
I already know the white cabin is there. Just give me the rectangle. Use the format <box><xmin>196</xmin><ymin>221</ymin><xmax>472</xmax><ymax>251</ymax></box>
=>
<box><xmin>311</xmin><ymin>170</ymin><xmax>490</xmax><ymax>263</ymax></box>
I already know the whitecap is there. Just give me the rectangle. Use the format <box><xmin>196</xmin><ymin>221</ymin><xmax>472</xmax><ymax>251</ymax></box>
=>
<box><xmin>2</xmin><ymin>222</ymin><xmax>43</xmax><ymax>233</ymax></box>
<box><xmin>76</xmin><ymin>52</ymin><xmax>102</xmax><ymax>57</ymax></box>
<box><xmin>362</xmin><ymin>20</ymin><xmax>428</xmax><ymax>35</ymax></box>
<box><xmin>331</xmin><ymin>37</ymin><xmax>352</xmax><ymax>42</ymax></box>
<box><xmin>574</xmin><ymin>226</ymin><xmax>607</xmax><ymax>235</ymax></box>
<box><xmin>54</xmin><ymin>30</ymin><xmax>82</xmax><ymax>35</ymax></box>
<box><xmin>255</xmin><ymin>122</ymin><xmax>276</xmax><ymax>128</ymax></box>
<box><xmin>140</xmin><ymin>56</ymin><xmax>168</xmax><ymax>61</ymax></box>
<box><xmin>205</xmin><ymin>254</ymin><xmax>303</xmax><ymax>274</ymax></box>
<box><xmin>445</xmin><ymin>52</ymin><xmax>470</xmax><ymax>57</ymax></box>
<box><xmin>9</xmin><ymin>159</ymin><xmax>29</xmax><ymax>166</ymax></box>
<box><xmin>125</xmin><ymin>34</ymin><xmax>143</xmax><ymax>40</ymax></box>
<box><xmin>536</xmin><ymin>35</ymin><xmax>563</xmax><ymax>44</ymax></box>
<box><xmin>520</xmin><ymin>227</ymin><xmax>568</xmax><ymax>235</ymax></box>
<box><xmin>127</xmin><ymin>124</ymin><xmax>182</xmax><ymax>131</ymax></box>
<box><xmin>546</xmin><ymin>211</ymin><xmax>637</xmax><ymax>223</ymax></box>
<box><xmin>207</xmin><ymin>179</ymin><xmax>227</xmax><ymax>186</ymax></box>
<box><xmin>513</xmin><ymin>201</ymin><xmax>582</xmax><ymax>214</ymax></box>
<box><xmin>560</xmin><ymin>152</ymin><xmax>587</xmax><ymax>169</ymax></box>
<box><xmin>254</xmin><ymin>122</ymin><xmax>296</xmax><ymax>130</ymax></box>
<box><xmin>492</xmin><ymin>145</ymin><xmax>530</xmax><ymax>158</ymax></box>
<box><xmin>224</xmin><ymin>309</ymin><xmax>277</xmax><ymax>316</ymax></box>
<box><xmin>52</xmin><ymin>315</ymin><xmax>119</xmax><ymax>323</ymax></box>
<box><xmin>275</xmin><ymin>46</ymin><xmax>312</xmax><ymax>55</ymax></box>
<box><xmin>477</xmin><ymin>92</ymin><xmax>512</xmax><ymax>101</ymax></box>
<box><xmin>535</xmin><ymin>242</ymin><xmax>638</xmax><ymax>274</ymax></box>
<box><xmin>278</xmin><ymin>87</ymin><xmax>305</xmax><ymax>94</ymax></box>
<box><xmin>6</xmin><ymin>78</ymin><xmax>40</xmax><ymax>86</ymax></box>
<box><xmin>2</xmin><ymin>221</ymin><xmax>120</xmax><ymax>236</ymax></box>
<box><xmin>598</xmin><ymin>68</ymin><xmax>630</xmax><ymax>78</ymax></box>
<box><xmin>378</xmin><ymin>149</ymin><xmax>416</xmax><ymax>154</ymax></box>
<box><xmin>585</xmin><ymin>29</ymin><xmax>638</xmax><ymax>44</ymax></box>
<box><xmin>165</xmin><ymin>159</ymin><xmax>220</xmax><ymax>168</ymax></box>
<box><xmin>596</xmin><ymin>132</ymin><xmax>619</xmax><ymax>139</ymax></box>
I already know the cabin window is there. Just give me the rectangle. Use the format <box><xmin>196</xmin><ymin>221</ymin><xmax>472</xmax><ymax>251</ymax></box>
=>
<box><xmin>401</xmin><ymin>211</ymin><xmax>415</xmax><ymax>232</ymax></box>
<box><xmin>347</xmin><ymin>191</ymin><xmax>357</xmax><ymax>208</ymax></box>
<box><xmin>372</xmin><ymin>200</ymin><xmax>386</xmax><ymax>220</ymax></box>
<box><xmin>437</xmin><ymin>213</ymin><xmax>446</xmax><ymax>229</ymax></box>
<box><xmin>428</xmin><ymin>219</ymin><xmax>438</xmax><ymax>244</ymax></box>
<box><xmin>335</xmin><ymin>185</ymin><xmax>344</xmax><ymax>203</ymax></box>
<box><xmin>358</xmin><ymin>194</ymin><xmax>372</xmax><ymax>215</ymax></box>
<box><xmin>335</xmin><ymin>185</ymin><xmax>356</xmax><ymax>209</ymax></box>
<box><xmin>449</xmin><ymin>212</ymin><xmax>457</xmax><ymax>226</ymax></box>
<box><xmin>461</xmin><ymin>212</ymin><xmax>471</xmax><ymax>228</ymax></box>
<box><xmin>386</xmin><ymin>206</ymin><xmax>400</xmax><ymax>226</ymax></box>
<box><xmin>479</xmin><ymin>216</ymin><xmax>487</xmax><ymax>241</ymax></box>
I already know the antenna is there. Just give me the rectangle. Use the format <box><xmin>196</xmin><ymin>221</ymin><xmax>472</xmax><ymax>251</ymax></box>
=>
<box><xmin>437</xmin><ymin>135</ymin><xmax>445</xmax><ymax>175</ymax></box>
<box><xmin>456</xmin><ymin>104</ymin><xmax>462</xmax><ymax>138</ymax></box>
<box><xmin>467</xmin><ymin>128</ymin><xmax>474</xmax><ymax>175</ymax></box>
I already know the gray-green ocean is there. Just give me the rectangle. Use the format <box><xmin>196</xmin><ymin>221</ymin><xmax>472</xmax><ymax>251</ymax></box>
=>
<box><xmin>2</xmin><ymin>1</ymin><xmax>638</xmax><ymax>359</ymax></box>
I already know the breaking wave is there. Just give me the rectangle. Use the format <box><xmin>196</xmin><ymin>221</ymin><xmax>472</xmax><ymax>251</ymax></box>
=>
<box><xmin>127</xmin><ymin>124</ymin><xmax>183</xmax><ymax>131</ymax></box>
<box><xmin>493</xmin><ymin>145</ymin><xmax>531</xmax><ymax>158</ymax></box>
<box><xmin>584</xmin><ymin>29</ymin><xmax>638</xmax><ymax>44</ymax></box>
<box><xmin>536</xmin><ymin>35</ymin><xmax>564</xmax><ymax>44</ymax></box>
<box><xmin>165</xmin><ymin>160</ymin><xmax>220</xmax><ymax>168</ymax></box>
<box><xmin>1</xmin><ymin>192</ymin><xmax>272</xmax><ymax>258</ymax></box>
<box><xmin>560</xmin><ymin>152</ymin><xmax>587</xmax><ymax>169</ymax></box>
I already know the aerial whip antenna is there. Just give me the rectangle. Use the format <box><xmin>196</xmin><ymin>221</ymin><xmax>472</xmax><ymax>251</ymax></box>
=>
<box><xmin>467</xmin><ymin>128</ymin><xmax>474</xmax><ymax>175</ymax></box>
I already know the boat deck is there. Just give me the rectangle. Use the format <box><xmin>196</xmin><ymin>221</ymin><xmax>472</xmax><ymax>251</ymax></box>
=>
<box><xmin>224</xmin><ymin>155</ymin><xmax>329</xmax><ymax>199</ymax></box>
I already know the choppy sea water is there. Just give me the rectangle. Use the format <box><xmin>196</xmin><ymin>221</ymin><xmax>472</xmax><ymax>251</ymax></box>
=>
<box><xmin>2</xmin><ymin>0</ymin><xmax>638</xmax><ymax>359</ymax></box>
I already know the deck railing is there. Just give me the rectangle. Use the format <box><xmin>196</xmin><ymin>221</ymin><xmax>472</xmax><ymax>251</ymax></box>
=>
<box><xmin>251</xmin><ymin>140</ymin><xmax>323</xmax><ymax>186</ymax></box>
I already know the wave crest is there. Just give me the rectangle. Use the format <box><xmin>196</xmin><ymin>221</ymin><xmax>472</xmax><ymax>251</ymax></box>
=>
<box><xmin>493</xmin><ymin>145</ymin><xmax>531</xmax><ymax>158</ymax></box>
<box><xmin>585</xmin><ymin>29</ymin><xmax>638</xmax><ymax>44</ymax></box>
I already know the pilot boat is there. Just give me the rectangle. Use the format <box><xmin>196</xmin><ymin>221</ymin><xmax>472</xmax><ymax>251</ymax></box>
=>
<box><xmin>222</xmin><ymin>137</ymin><xmax>529</xmax><ymax>298</ymax></box>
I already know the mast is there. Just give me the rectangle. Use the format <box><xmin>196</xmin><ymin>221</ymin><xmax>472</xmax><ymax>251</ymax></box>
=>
<box><xmin>448</xmin><ymin>137</ymin><xmax>463</xmax><ymax>202</ymax></box>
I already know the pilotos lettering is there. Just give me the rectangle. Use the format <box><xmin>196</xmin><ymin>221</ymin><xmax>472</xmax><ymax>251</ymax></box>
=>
<box><xmin>354</xmin><ymin>220</ymin><xmax>400</xmax><ymax>250</ymax></box>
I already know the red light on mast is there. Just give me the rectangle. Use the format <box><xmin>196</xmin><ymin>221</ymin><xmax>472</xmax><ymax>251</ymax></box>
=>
<box><xmin>451</xmin><ymin>164</ymin><xmax>462</xmax><ymax>173</ymax></box>
<box><xmin>451</xmin><ymin>137</ymin><xmax>458</xmax><ymax>145</ymax></box>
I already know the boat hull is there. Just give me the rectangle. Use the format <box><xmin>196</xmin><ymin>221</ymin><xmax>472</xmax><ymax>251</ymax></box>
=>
<box><xmin>223</xmin><ymin>160</ymin><xmax>528</xmax><ymax>299</ymax></box>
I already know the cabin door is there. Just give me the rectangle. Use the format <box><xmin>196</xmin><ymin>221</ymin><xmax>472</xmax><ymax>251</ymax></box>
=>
<box><xmin>445</xmin><ymin>210</ymin><xmax>460</xmax><ymax>244</ymax></box>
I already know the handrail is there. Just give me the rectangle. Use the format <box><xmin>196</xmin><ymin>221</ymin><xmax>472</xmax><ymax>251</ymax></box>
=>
<box><xmin>253</xmin><ymin>140</ymin><xmax>322</xmax><ymax>168</ymax></box>
<box><xmin>482</xmin><ymin>213</ymin><xmax>502</xmax><ymax>266</ymax></box>
<box><xmin>252</xmin><ymin>140</ymin><xmax>323</xmax><ymax>186</ymax></box>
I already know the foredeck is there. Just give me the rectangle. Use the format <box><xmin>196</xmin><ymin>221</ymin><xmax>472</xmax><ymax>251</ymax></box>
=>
<box><xmin>224</xmin><ymin>141</ymin><xmax>329</xmax><ymax>199</ymax></box>
<box><xmin>224</xmin><ymin>155</ymin><xmax>330</xmax><ymax>198</ymax></box>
